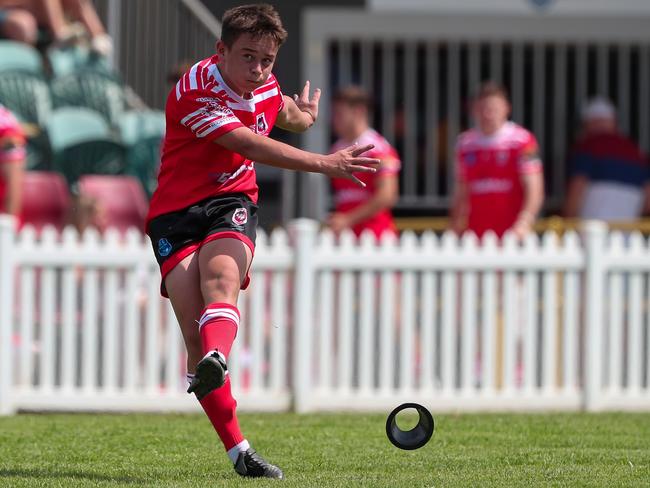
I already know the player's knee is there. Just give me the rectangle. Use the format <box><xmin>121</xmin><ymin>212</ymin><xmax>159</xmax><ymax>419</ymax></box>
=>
<box><xmin>201</xmin><ymin>268</ymin><xmax>241</xmax><ymax>303</ymax></box>
<box><xmin>2</xmin><ymin>11</ymin><xmax>38</xmax><ymax>44</ymax></box>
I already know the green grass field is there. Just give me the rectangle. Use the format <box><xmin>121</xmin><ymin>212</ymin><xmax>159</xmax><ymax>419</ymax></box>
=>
<box><xmin>0</xmin><ymin>412</ymin><xmax>648</xmax><ymax>487</ymax></box>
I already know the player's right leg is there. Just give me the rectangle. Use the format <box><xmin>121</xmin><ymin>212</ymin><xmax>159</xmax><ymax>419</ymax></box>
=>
<box><xmin>163</xmin><ymin>247</ymin><xmax>269</xmax><ymax>477</ymax></box>
<box><xmin>163</xmin><ymin>252</ymin><xmax>204</xmax><ymax>376</ymax></box>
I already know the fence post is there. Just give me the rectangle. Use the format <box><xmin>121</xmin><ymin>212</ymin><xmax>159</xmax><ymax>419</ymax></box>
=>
<box><xmin>290</xmin><ymin>219</ymin><xmax>318</xmax><ymax>413</ymax></box>
<box><xmin>583</xmin><ymin>220</ymin><xmax>607</xmax><ymax>412</ymax></box>
<box><xmin>0</xmin><ymin>215</ymin><xmax>17</xmax><ymax>415</ymax></box>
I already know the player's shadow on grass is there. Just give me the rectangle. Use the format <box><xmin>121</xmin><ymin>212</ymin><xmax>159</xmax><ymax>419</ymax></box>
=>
<box><xmin>0</xmin><ymin>468</ymin><xmax>145</xmax><ymax>484</ymax></box>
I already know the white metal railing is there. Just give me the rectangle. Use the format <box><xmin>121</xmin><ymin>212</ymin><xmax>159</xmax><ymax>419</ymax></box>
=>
<box><xmin>1</xmin><ymin>216</ymin><xmax>649</xmax><ymax>415</ymax></box>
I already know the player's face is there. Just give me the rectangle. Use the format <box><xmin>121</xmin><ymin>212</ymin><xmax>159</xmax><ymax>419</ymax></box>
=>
<box><xmin>216</xmin><ymin>34</ymin><xmax>279</xmax><ymax>96</ymax></box>
<box><xmin>473</xmin><ymin>95</ymin><xmax>510</xmax><ymax>135</ymax></box>
<box><xmin>332</xmin><ymin>102</ymin><xmax>365</xmax><ymax>139</ymax></box>
<box><xmin>583</xmin><ymin>117</ymin><xmax>616</xmax><ymax>135</ymax></box>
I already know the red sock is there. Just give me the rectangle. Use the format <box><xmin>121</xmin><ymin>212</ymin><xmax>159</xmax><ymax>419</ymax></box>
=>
<box><xmin>198</xmin><ymin>377</ymin><xmax>244</xmax><ymax>450</ymax></box>
<box><xmin>198</xmin><ymin>302</ymin><xmax>239</xmax><ymax>356</ymax></box>
<box><xmin>195</xmin><ymin>302</ymin><xmax>244</xmax><ymax>451</ymax></box>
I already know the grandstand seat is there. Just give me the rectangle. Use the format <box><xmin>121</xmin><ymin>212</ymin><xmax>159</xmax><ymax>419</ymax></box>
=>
<box><xmin>0</xmin><ymin>41</ymin><xmax>44</xmax><ymax>75</ymax></box>
<box><xmin>19</xmin><ymin>171</ymin><xmax>71</xmax><ymax>231</ymax></box>
<box><xmin>50</xmin><ymin>71</ymin><xmax>126</xmax><ymax>124</ymax></box>
<box><xmin>0</xmin><ymin>72</ymin><xmax>52</xmax><ymax>125</ymax></box>
<box><xmin>45</xmin><ymin>107</ymin><xmax>125</xmax><ymax>184</ymax></box>
<box><xmin>77</xmin><ymin>175</ymin><xmax>148</xmax><ymax>233</ymax></box>
<box><xmin>118</xmin><ymin>110</ymin><xmax>165</xmax><ymax>195</ymax></box>
<box><xmin>47</xmin><ymin>45</ymin><xmax>116</xmax><ymax>79</ymax></box>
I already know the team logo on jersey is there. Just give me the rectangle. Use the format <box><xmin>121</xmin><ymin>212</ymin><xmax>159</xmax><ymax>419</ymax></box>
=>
<box><xmin>232</xmin><ymin>208</ymin><xmax>248</xmax><ymax>226</ymax></box>
<box><xmin>256</xmin><ymin>113</ymin><xmax>268</xmax><ymax>134</ymax></box>
<box><xmin>204</xmin><ymin>100</ymin><xmax>231</xmax><ymax>117</ymax></box>
<box><xmin>497</xmin><ymin>150</ymin><xmax>509</xmax><ymax>165</ymax></box>
<box><xmin>464</xmin><ymin>152</ymin><xmax>477</xmax><ymax>166</ymax></box>
<box><xmin>158</xmin><ymin>238</ymin><xmax>172</xmax><ymax>257</ymax></box>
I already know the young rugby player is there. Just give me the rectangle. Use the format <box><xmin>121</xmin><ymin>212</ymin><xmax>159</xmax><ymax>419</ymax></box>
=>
<box><xmin>145</xmin><ymin>4</ymin><xmax>378</xmax><ymax>479</ymax></box>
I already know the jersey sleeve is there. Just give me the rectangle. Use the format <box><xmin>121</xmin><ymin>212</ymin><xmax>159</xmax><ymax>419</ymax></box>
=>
<box><xmin>269</xmin><ymin>74</ymin><xmax>285</xmax><ymax>113</ymax></box>
<box><xmin>277</xmin><ymin>86</ymin><xmax>285</xmax><ymax>113</ymax></box>
<box><xmin>376</xmin><ymin>146</ymin><xmax>401</xmax><ymax>176</ymax></box>
<box><xmin>175</xmin><ymin>89</ymin><xmax>245</xmax><ymax>142</ymax></box>
<box><xmin>517</xmin><ymin>132</ymin><xmax>542</xmax><ymax>175</ymax></box>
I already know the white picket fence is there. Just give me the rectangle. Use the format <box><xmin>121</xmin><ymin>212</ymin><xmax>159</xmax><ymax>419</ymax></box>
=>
<box><xmin>1</xmin><ymin>216</ymin><xmax>649</xmax><ymax>415</ymax></box>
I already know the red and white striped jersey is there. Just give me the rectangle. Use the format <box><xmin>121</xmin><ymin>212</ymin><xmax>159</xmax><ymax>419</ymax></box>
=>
<box><xmin>456</xmin><ymin>121</ymin><xmax>542</xmax><ymax>238</ymax></box>
<box><xmin>330</xmin><ymin>128</ymin><xmax>400</xmax><ymax>238</ymax></box>
<box><xmin>147</xmin><ymin>55</ymin><xmax>285</xmax><ymax>225</ymax></box>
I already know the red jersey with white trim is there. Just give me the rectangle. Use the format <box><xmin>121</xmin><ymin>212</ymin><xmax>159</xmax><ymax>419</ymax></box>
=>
<box><xmin>0</xmin><ymin>104</ymin><xmax>26</xmax><ymax>213</ymax></box>
<box><xmin>330</xmin><ymin>128</ymin><xmax>400</xmax><ymax>238</ymax></box>
<box><xmin>456</xmin><ymin>122</ymin><xmax>542</xmax><ymax>237</ymax></box>
<box><xmin>146</xmin><ymin>55</ymin><xmax>285</xmax><ymax>225</ymax></box>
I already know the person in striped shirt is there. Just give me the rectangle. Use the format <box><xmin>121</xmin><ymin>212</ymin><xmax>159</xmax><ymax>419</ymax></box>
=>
<box><xmin>145</xmin><ymin>4</ymin><xmax>378</xmax><ymax>480</ymax></box>
<box><xmin>563</xmin><ymin>97</ymin><xmax>650</xmax><ymax>221</ymax></box>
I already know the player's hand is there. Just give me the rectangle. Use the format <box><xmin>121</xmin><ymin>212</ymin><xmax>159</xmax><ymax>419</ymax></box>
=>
<box><xmin>293</xmin><ymin>80</ymin><xmax>320</xmax><ymax>124</ymax></box>
<box><xmin>327</xmin><ymin>212</ymin><xmax>352</xmax><ymax>234</ymax></box>
<box><xmin>321</xmin><ymin>143</ymin><xmax>380</xmax><ymax>187</ymax></box>
<box><xmin>510</xmin><ymin>215</ymin><xmax>533</xmax><ymax>240</ymax></box>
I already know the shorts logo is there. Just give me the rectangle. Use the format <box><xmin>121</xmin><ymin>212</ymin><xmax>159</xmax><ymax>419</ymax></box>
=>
<box><xmin>158</xmin><ymin>238</ymin><xmax>172</xmax><ymax>257</ymax></box>
<box><xmin>232</xmin><ymin>208</ymin><xmax>248</xmax><ymax>226</ymax></box>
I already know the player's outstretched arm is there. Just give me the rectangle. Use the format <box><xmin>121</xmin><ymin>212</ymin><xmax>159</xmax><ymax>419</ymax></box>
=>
<box><xmin>216</xmin><ymin>127</ymin><xmax>378</xmax><ymax>187</ymax></box>
<box><xmin>275</xmin><ymin>81</ymin><xmax>320</xmax><ymax>133</ymax></box>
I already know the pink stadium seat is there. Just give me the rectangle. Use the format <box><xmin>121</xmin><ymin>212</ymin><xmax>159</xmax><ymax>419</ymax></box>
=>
<box><xmin>77</xmin><ymin>175</ymin><xmax>148</xmax><ymax>233</ymax></box>
<box><xmin>20</xmin><ymin>171</ymin><xmax>71</xmax><ymax>231</ymax></box>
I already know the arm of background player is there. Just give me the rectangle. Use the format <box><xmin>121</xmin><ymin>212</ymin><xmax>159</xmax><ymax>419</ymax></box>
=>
<box><xmin>511</xmin><ymin>172</ymin><xmax>545</xmax><ymax>238</ymax></box>
<box><xmin>642</xmin><ymin>182</ymin><xmax>650</xmax><ymax>216</ymax></box>
<box><xmin>215</xmin><ymin>127</ymin><xmax>378</xmax><ymax>186</ymax></box>
<box><xmin>563</xmin><ymin>175</ymin><xmax>588</xmax><ymax>218</ymax></box>
<box><xmin>328</xmin><ymin>159</ymin><xmax>399</xmax><ymax>232</ymax></box>
<box><xmin>0</xmin><ymin>139</ymin><xmax>25</xmax><ymax>216</ymax></box>
<box><xmin>449</xmin><ymin>179</ymin><xmax>469</xmax><ymax>235</ymax></box>
<box><xmin>275</xmin><ymin>81</ymin><xmax>320</xmax><ymax>133</ymax></box>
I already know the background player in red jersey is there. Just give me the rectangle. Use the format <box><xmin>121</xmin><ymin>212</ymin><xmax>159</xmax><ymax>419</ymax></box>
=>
<box><xmin>145</xmin><ymin>4</ymin><xmax>378</xmax><ymax>480</ymax></box>
<box><xmin>328</xmin><ymin>86</ymin><xmax>400</xmax><ymax>238</ymax></box>
<box><xmin>0</xmin><ymin>104</ymin><xmax>25</xmax><ymax>218</ymax></box>
<box><xmin>450</xmin><ymin>82</ymin><xmax>544</xmax><ymax>239</ymax></box>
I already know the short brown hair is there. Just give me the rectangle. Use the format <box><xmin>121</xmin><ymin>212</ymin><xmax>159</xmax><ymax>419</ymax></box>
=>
<box><xmin>474</xmin><ymin>81</ymin><xmax>509</xmax><ymax>101</ymax></box>
<box><xmin>332</xmin><ymin>86</ymin><xmax>373</xmax><ymax>110</ymax></box>
<box><xmin>221</xmin><ymin>4</ymin><xmax>287</xmax><ymax>48</ymax></box>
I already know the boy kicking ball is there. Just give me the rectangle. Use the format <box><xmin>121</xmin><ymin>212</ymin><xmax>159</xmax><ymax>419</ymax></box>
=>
<box><xmin>145</xmin><ymin>3</ymin><xmax>378</xmax><ymax>480</ymax></box>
